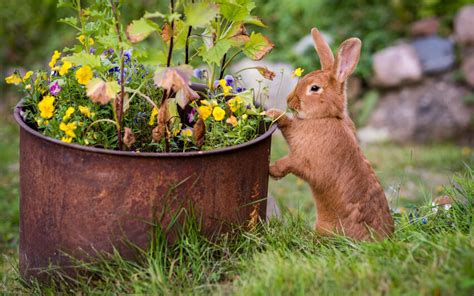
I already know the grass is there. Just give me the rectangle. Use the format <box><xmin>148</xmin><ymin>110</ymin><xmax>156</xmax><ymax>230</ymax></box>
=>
<box><xmin>0</xmin><ymin>98</ymin><xmax>473</xmax><ymax>294</ymax></box>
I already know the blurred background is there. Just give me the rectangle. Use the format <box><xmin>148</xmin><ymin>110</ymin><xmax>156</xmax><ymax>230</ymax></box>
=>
<box><xmin>0</xmin><ymin>0</ymin><xmax>473</xmax><ymax>227</ymax></box>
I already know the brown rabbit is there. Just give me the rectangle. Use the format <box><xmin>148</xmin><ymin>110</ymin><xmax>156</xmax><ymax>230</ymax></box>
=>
<box><xmin>267</xmin><ymin>28</ymin><xmax>394</xmax><ymax>240</ymax></box>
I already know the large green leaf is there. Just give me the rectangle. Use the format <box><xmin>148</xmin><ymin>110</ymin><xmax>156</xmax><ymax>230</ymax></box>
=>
<box><xmin>199</xmin><ymin>39</ymin><xmax>232</xmax><ymax>65</ymax></box>
<box><xmin>126</xmin><ymin>18</ymin><xmax>158</xmax><ymax>43</ymax></box>
<box><xmin>63</xmin><ymin>52</ymin><xmax>101</xmax><ymax>68</ymax></box>
<box><xmin>243</xmin><ymin>32</ymin><xmax>274</xmax><ymax>61</ymax></box>
<box><xmin>220</xmin><ymin>3</ymin><xmax>249</xmax><ymax>22</ymax></box>
<box><xmin>184</xmin><ymin>1</ymin><xmax>219</xmax><ymax>28</ymax></box>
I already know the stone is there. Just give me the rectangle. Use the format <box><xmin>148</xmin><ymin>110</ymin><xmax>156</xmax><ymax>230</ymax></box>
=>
<box><xmin>411</xmin><ymin>36</ymin><xmax>455</xmax><ymax>74</ymax></box>
<box><xmin>410</xmin><ymin>17</ymin><xmax>439</xmax><ymax>37</ymax></box>
<box><xmin>230</xmin><ymin>59</ymin><xmax>297</xmax><ymax>110</ymax></box>
<box><xmin>462</xmin><ymin>54</ymin><xmax>474</xmax><ymax>87</ymax></box>
<box><xmin>372</xmin><ymin>43</ymin><xmax>422</xmax><ymax>87</ymax></box>
<box><xmin>366</xmin><ymin>78</ymin><xmax>471</xmax><ymax>143</ymax></box>
<box><xmin>455</xmin><ymin>5</ymin><xmax>474</xmax><ymax>44</ymax></box>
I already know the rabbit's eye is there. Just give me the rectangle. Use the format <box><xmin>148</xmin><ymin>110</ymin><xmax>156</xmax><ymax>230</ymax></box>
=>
<box><xmin>310</xmin><ymin>85</ymin><xmax>321</xmax><ymax>92</ymax></box>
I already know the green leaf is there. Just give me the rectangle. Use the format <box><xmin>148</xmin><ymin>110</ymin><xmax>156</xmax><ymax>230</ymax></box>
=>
<box><xmin>243</xmin><ymin>32</ymin><xmax>274</xmax><ymax>61</ymax></box>
<box><xmin>199</xmin><ymin>39</ymin><xmax>232</xmax><ymax>65</ymax></box>
<box><xmin>63</xmin><ymin>52</ymin><xmax>101</xmax><ymax>68</ymax></box>
<box><xmin>244</xmin><ymin>16</ymin><xmax>266</xmax><ymax>27</ymax></box>
<box><xmin>58</xmin><ymin>16</ymin><xmax>78</xmax><ymax>28</ymax></box>
<box><xmin>144</xmin><ymin>11</ymin><xmax>165</xmax><ymax>19</ymax></box>
<box><xmin>126</xmin><ymin>18</ymin><xmax>157</xmax><ymax>43</ymax></box>
<box><xmin>220</xmin><ymin>3</ymin><xmax>249</xmax><ymax>22</ymax></box>
<box><xmin>184</xmin><ymin>1</ymin><xmax>219</xmax><ymax>28</ymax></box>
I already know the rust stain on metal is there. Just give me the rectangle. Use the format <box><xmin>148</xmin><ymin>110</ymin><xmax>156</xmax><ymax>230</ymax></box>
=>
<box><xmin>14</xmin><ymin>102</ymin><xmax>276</xmax><ymax>280</ymax></box>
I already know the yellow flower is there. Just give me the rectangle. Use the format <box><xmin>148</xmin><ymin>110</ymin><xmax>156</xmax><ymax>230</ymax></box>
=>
<box><xmin>49</xmin><ymin>50</ymin><xmax>61</xmax><ymax>68</ymax></box>
<box><xmin>212</xmin><ymin>106</ymin><xmax>226</xmax><ymax>121</ymax></box>
<box><xmin>292</xmin><ymin>67</ymin><xmax>304</xmax><ymax>77</ymax></box>
<box><xmin>219</xmin><ymin>79</ymin><xmax>232</xmax><ymax>96</ymax></box>
<box><xmin>5</xmin><ymin>73</ymin><xmax>22</xmax><ymax>85</ymax></box>
<box><xmin>76</xmin><ymin>65</ymin><xmax>93</xmax><ymax>85</ymax></box>
<box><xmin>226</xmin><ymin>115</ymin><xmax>238</xmax><ymax>127</ymax></box>
<box><xmin>62</xmin><ymin>107</ymin><xmax>75</xmax><ymax>121</ymax></box>
<box><xmin>61</xmin><ymin>136</ymin><xmax>73</xmax><ymax>143</ymax></box>
<box><xmin>25</xmin><ymin>84</ymin><xmax>32</xmax><ymax>90</ymax></box>
<box><xmin>79</xmin><ymin>106</ymin><xmax>91</xmax><ymax>118</ymax></box>
<box><xmin>181</xmin><ymin>129</ymin><xmax>193</xmax><ymax>137</ymax></box>
<box><xmin>37</xmin><ymin>95</ymin><xmax>55</xmax><ymax>119</ymax></box>
<box><xmin>228</xmin><ymin>96</ymin><xmax>243</xmax><ymax>113</ymax></box>
<box><xmin>77</xmin><ymin>35</ymin><xmax>94</xmax><ymax>46</ymax></box>
<box><xmin>242</xmin><ymin>114</ymin><xmax>248</xmax><ymax>121</ymax></box>
<box><xmin>198</xmin><ymin>105</ymin><xmax>213</xmax><ymax>120</ymax></box>
<box><xmin>59</xmin><ymin>61</ymin><xmax>73</xmax><ymax>76</ymax></box>
<box><xmin>23</xmin><ymin>71</ymin><xmax>33</xmax><ymax>81</ymax></box>
<box><xmin>149</xmin><ymin>107</ymin><xmax>158</xmax><ymax>126</ymax></box>
<box><xmin>60</xmin><ymin>122</ymin><xmax>77</xmax><ymax>138</ymax></box>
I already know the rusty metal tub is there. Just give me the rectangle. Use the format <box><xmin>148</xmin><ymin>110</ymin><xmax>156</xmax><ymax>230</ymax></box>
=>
<box><xmin>14</xmin><ymin>102</ymin><xmax>276</xmax><ymax>280</ymax></box>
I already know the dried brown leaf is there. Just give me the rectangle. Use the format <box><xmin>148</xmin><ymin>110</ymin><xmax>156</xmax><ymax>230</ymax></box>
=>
<box><xmin>161</xmin><ymin>23</ymin><xmax>172</xmax><ymax>43</ymax></box>
<box><xmin>256</xmin><ymin>66</ymin><xmax>276</xmax><ymax>80</ymax></box>
<box><xmin>86</xmin><ymin>78</ymin><xmax>120</xmax><ymax>105</ymax></box>
<box><xmin>152</xmin><ymin>103</ymin><xmax>169</xmax><ymax>142</ymax></box>
<box><xmin>154</xmin><ymin>65</ymin><xmax>200</xmax><ymax>108</ymax></box>
<box><xmin>123</xmin><ymin>127</ymin><xmax>136</xmax><ymax>149</ymax></box>
<box><xmin>193</xmin><ymin>118</ymin><xmax>205</xmax><ymax>148</ymax></box>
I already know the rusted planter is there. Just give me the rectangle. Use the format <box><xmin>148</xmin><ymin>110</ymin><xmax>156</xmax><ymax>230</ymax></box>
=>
<box><xmin>14</xmin><ymin>101</ymin><xmax>276</xmax><ymax>280</ymax></box>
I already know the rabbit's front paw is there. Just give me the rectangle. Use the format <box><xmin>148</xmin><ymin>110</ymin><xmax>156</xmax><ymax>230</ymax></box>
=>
<box><xmin>265</xmin><ymin>109</ymin><xmax>285</xmax><ymax>121</ymax></box>
<box><xmin>269</xmin><ymin>164</ymin><xmax>285</xmax><ymax>180</ymax></box>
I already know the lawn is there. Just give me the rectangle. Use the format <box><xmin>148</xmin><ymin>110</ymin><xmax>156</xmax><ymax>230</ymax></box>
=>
<box><xmin>0</xmin><ymin>98</ymin><xmax>473</xmax><ymax>294</ymax></box>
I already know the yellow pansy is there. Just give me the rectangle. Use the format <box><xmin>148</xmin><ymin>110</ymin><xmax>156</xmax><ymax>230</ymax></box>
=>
<box><xmin>23</xmin><ymin>71</ymin><xmax>33</xmax><ymax>81</ymax></box>
<box><xmin>198</xmin><ymin>105</ymin><xmax>213</xmax><ymax>120</ymax></box>
<box><xmin>60</xmin><ymin>122</ymin><xmax>77</xmax><ymax>138</ymax></box>
<box><xmin>37</xmin><ymin>95</ymin><xmax>55</xmax><ymax>119</ymax></box>
<box><xmin>5</xmin><ymin>73</ymin><xmax>22</xmax><ymax>85</ymax></box>
<box><xmin>181</xmin><ymin>129</ymin><xmax>193</xmax><ymax>137</ymax></box>
<box><xmin>62</xmin><ymin>107</ymin><xmax>75</xmax><ymax>121</ymax></box>
<box><xmin>59</xmin><ymin>61</ymin><xmax>73</xmax><ymax>76</ymax></box>
<box><xmin>79</xmin><ymin>106</ymin><xmax>91</xmax><ymax>118</ymax></box>
<box><xmin>292</xmin><ymin>67</ymin><xmax>304</xmax><ymax>77</ymax></box>
<box><xmin>61</xmin><ymin>136</ymin><xmax>73</xmax><ymax>143</ymax></box>
<box><xmin>241</xmin><ymin>114</ymin><xmax>248</xmax><ymax>121</ymax></box>
<box><xmin>49</xmin><ymin>50</ymin><xmax>61</xmax><ymax>69</ymax></box>
<box><xmin>212</xmin><ymin>106</ymin><xmax>226</xmax><ymax>121</ymax></box>
<box><xmin>226</xmin><ymin>115</ymin><xmax>238</xmax><ymax>127</ymax></box>
<box><xmin>219</xmin><ymin>79</ymin><xmax>232</xmax><ymax>96</ymax></box>
<box><xmin>228</xmin><ymin>96</ymin><xmax>243</xmax><ymax>113</ymax></box>
<box><xmin>149</xmin><ymin>107</ymin><xmax>158</xmax><ymax>126</ymax></box>
<box><xmin>77</xmin><ymin>35</ymin><xmax>94</xmax><ymax>46</ymax></box>
<box><xmin>76</xmin><ymin>65</ymin><xmax>93</xmax><ymax>85</ymax></box>
<box><xmin>25</xmin><ymin>84</ymin><xmax>32</xmax><ymax>90</ymax></box>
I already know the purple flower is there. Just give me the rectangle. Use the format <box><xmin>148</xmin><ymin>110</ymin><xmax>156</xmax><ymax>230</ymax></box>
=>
<box><xmin>193</xmin><ymin>69</ymin><xmax>204</xmax><ymax>79</ymax></box>
<box><xmin>108</xmin><ymin>66</ymin><xmax>120</xmax><ymax>74</ymax></box>
<box><xmin>89</xmin><ymin>47</ymin><xmax>96</xmax><ymax>54</ymax></box>
<box><xmin>50</xmin><ymin>81</ymin><xmax>61</xmax><ymax>96</ymax></box>
<box><xmin>213</xmin><ymin>80</ymin><xmax>220</xmax><ymax>88</ymax></box>
<box><xmin>187</xmin><ymin>108</ymin><xmax>197</xmax><ymax>123</ymax></box>
<box><xmin>224</xmin><ymin>74</ymin><xmax>235</xmax><ymax>87</ymax></box>
<box><xmin>124</xmin><ymin>49</ymin><xmax>132</xmax><ymax>62</ymax></box>
<box><xmin>236</xmin><ymin>86</ymin><xmax>246</xmax><ymax>93</ymax></box>
<box><xmin>102</xmin><ymin>48</ymin><xmax>114</xmax><ymax>56</ymax></box>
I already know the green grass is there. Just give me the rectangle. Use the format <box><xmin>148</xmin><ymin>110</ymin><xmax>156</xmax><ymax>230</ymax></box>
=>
<box><xmin>0</xmin><ymin>101</ymin><xmax>473</xmax><ymax>294</ymax></box>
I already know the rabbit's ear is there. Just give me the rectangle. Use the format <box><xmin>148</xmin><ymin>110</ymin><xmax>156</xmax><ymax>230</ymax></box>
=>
<box><xmin>311</xmin><ymin>28</ymin><xmax>334</xmax><ymax>70</ymax></box>
<box><xmin>332</xmin><ymin>38</ymin><xmax>361</xmax><ymax>82</ymax></box>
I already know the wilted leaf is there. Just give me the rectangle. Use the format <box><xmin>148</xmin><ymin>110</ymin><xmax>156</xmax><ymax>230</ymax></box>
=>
<box><xmin>161</xmin><ymin>23</ymin><xmax>172</xmax><ymax>43</ymax></box>
<box><xmin>256</xmin><ymin>66</ymin><xmax>276</xmax><ymax>80</ymax></box>
<box><xmin>86</xmin><ymin>78</ymin><xmax>120</xmax><ymax>105</ymax></box>
<box><xmin>184</xmin><ymin>1</ymin><xmax>219</xmax><ymax>28</ymax></box>
<box><xmin>152</xmin><ymin>103</ymin><xmax>169</xmax><ymax>142</ymax></box>
<box><xmin>193</xmin><ymin>118</ymin><xmax>205</xmax><ymax>148</ymax></box>
<box><xmin>126</xmin><ymin>18</ymin><xmax>157</xmax><ymax>43</ymax></box>
<box><xmin>63</xmin><ymin>52</ymin><xmax>101</xmax><ymax>68</ymax></box>
<box><xmin>229</xmin><ymin>25</ymin><xmax>250</xmax><ymax>47</ymax></box>
<box><xmin>154</xmin><ymin>65</ymin><xmax>199</xmax><ymax>108</ymax></box>
<box><xmin>243</xmin><ymin>32</ymin><xmax>274</xmax><ymax>61</ymax></box>
<box><xmin>123</xmin><ymin>128</ymin><xmax>136</xmax><ymax>149</ymax></box>
<box><xmin>199</xmin><ymin>39</ymin><xmax>232</xmax><ymax>65</ymax></box>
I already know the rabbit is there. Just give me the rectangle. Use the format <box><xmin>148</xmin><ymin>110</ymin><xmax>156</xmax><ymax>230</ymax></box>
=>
<box><xmin>266</xmin><ymin>28</ymin><xmax>394</xmax><ymax>240</ymax></box>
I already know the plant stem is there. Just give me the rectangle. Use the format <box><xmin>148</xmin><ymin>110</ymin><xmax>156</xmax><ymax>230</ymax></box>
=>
<box><xmin>166</xmin><ymin>0</ymin><xmax>175</xmax><ymax>67</ymax></box>
<box><xmin>219</xmin><ymin>53</ymin><xmax>227</xmax><ymax>80</ymax></box>
<box><xmin>109</xmin><ymin>0</ymin><xmax>124</xmax><ymax>150</ymax></box>
<box><xmin>185</xmin><ymin>25</ymin><xmax>192</xmax><ymax>64</ymax></box>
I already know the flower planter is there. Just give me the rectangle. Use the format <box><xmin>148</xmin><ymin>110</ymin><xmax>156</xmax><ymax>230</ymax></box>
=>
<box><xmin>14</xmin><ymin>101</ymin><xmax>276</xmax><ymax>280</ymax></box>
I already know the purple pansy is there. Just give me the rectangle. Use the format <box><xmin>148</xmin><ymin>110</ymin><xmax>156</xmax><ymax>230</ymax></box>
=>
<box><xmin>187</xmin><ymin>108</ymin><xmax>197</xmax><ymax>123</ymax></box>
<box><xmin>124</xmin><ymin>49</ymin><xmax>132</xmax><ymax>62</ymax></box>
<box><xmin>236</xmin><ymin>86</ymin><xmax>246</xmax><ymax>93</ymax></box>
<box><xmin>50</xmin><ymin>81</ymin><xmax>61</xmax><ymax>96</ymax></box>
<box><xmin>213</xmin><ymin>80</ymin><xmax>220</xmax><ymax>89</ymax></box>
<box><xmin>193</xmin><ymin>69</ymin><xmax>204</xmax><ymax>79</ymax></box>
<box><xmin>224</xmin><ymin>74</ymin><xmax>235</xmax><ymax>87</ymax></box>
